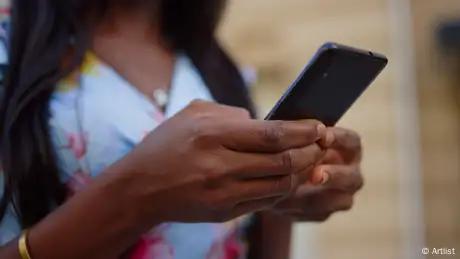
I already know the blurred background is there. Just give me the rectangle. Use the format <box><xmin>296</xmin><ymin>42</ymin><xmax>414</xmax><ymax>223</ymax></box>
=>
<box><xmin>218</xmin><ymin>0</ymin><xmax>460</xmax><ymax>258</ymax></box>
<box><xmin>0</xmin><ymin>0</ymin><xmax>459</xmax><ymax>258</ymax></box>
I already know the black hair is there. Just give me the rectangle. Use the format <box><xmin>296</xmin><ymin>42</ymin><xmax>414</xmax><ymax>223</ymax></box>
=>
<box><xmin>0</xmin><ymin>0</ymin><xmax>255</xmax><ymax>229</ymax></box>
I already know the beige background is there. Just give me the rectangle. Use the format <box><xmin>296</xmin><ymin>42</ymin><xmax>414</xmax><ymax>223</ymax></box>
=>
<box><xmin>411</xmin><ymin>0</ymin><xmax>460</xmax><ymax>257</ymax></box>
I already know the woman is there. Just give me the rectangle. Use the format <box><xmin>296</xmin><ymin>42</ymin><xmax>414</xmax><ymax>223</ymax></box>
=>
<box><xmin>0</xmin><ymin>0</ymin><xmax>364</xmax><ymax>258</ymax></box>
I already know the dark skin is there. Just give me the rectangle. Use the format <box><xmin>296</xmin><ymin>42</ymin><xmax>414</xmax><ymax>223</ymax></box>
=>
<box><xmin>0</xmin><ymin>3</ymin><xmax>365</xmax><ymax>259</ymax></box>
<box><xmin>276</xmin><ymin>127</ymin><xmax>363</xmax><ymax>220</ymax></box>
<box><xmin>94</xmin><ymin>0</ymin><xmax>365</xmax><ymax>228</ymax></box>
<box><xmin>0</xmin><ymin>101</ymin><xmax>331</xmax><ymax>259</ymax></box>
<box><xmin>249</xmin><ymin>127</ymin><xmax>363</xmax><ymax>259</ymax></box>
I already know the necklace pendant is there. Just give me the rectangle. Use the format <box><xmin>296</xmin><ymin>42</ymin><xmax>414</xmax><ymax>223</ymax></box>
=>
<box><xmin>153</xmin><ymin>89</ymin><xmax>169</xmax><ymax>108</ymax></box>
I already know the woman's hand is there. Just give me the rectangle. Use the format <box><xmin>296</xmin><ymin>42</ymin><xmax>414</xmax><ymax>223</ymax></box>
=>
<box><xmin>120</xmin><ymin>100</ymin><xmax>327</xmax><ymax>224</ymax></box>
<box><xmin>7</xmin><ymin>100</ymin><xmax>328</xmax><ymax>259</ymax></box>
<box><xmin>271</xmin><ymin>127</ymin><xmax>364</xmax><ymax>221</ymax></box>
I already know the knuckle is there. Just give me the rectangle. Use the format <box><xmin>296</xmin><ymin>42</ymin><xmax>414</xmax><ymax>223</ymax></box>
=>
<box><xmin>333</xmin><ymin>167</ymin><xmax>364</xmax><ymax>193</ymax></box>
<box><xmin>263</xmin><ymin>121</ymin><xmax>285</xmax><ymax>148</ymax></box>
<box><xmin>289</xmin><ymin>145</ymin><xmax>321</xmax><ymax>173</ymax></box>
<box><xmin>344</xmin><ymin>168</ymin><xmax>364</xmax><ymax>193</ymax></box>
<box><xmin>279</xmin><ymin>149</ymin><xmax>294</xmax><ymax>171</ymax></box>
<box><xmin>230</xmin><ymin>107</ymin><xmax>251</xmax><ymax>118</ymax></box>
<box><xmin>201</xmin><ymin>159</ymin><xmax>225</xmax><ymax>183</ymax></box>
<box><xmin>335</xmin><ymin>128</ymin><xmax>362</xmax><ymax>156</ymax></box>
<box><xmin>189</xmin><ymin>115</ymin><xmax>217</xmax><ymax>144</ymax></box>
<box><xmin>306</xmin><ymin>145</ymin><xmax>323</xmax><ymax>166</ymax></box>
<box><xmin>343</xmin><ymin>181</ymin><xmax>357</xmax><ymax>193</ymax></box>
<box><xmin>189</xmin><ymin>99</ymin><xmax>210</xmax><ymax>109</ymax></box>
<box><xmin>346</xmin><ymin>129</ymin><xmax>362</xmax><ymax>152</ymax></box>
<box><xmin>185</xmin><ymin>100</ymin><xmax>210</xmax><ymax>114</ymax></box>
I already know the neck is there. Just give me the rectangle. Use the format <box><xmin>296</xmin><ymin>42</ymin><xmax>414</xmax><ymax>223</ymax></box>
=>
<box><xmin>91</xmin><ymin>7</ymin><xmax>175</xmax><ymax>105</ymax></box>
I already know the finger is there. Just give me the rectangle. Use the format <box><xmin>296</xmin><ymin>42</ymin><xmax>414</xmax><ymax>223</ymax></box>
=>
<box><xmin>219</xmin><ymin>120</ymin><xmax>326</xmax><ymax>153</ymax></box>
<box><xmin>309</xmin><ymin>166</ymin><xmax>326</xmax><ymax>186</ymax></box>
<box><xmin>302</xmin><ymin>191</ymin><xmax>354</xmax><ymax>213</ymax></box>
<box><xmin>315</xmin><ymin>165</ymin><xmax>364</xmax><ymax>193</ymax></box>
<box><xmin>317</xmin><ymin>128</ymin><xmax>336</xmax><ymax>149</ymax></box>
<box><xmin>327</xmin><ymin>127</ymin><xmax>362</xmax><ymax>163</ymax></box>
<box><xmin>229</xmin><ymin>176</ymin><xmax>292</xmax><ymax>202</ymax></box>
<box><xmin>275</xmin><ymin>185</ymin><xmax>323</xmax><ymax>212</ymax></box>
<box><xmin>289</xmin><ymin>212</ymin><xmax>332</xmax><ymax>222</ymax></box>
<box><xmin>297</xmin><ymin>120</ymin><xmax>334</xmax><ymax>149</ymax></box>
<box><xmin>232</xmin><ymin>196</ymin><xmax>283</xmax><ymax>217</ymax></box>
<box><xmin>321</xmin><ymin>149</ymin><xmax>344</xmax><ymax>165</ymax></box>
<box><xmin>331</xmin><ymin>193</ymin><xmax>354</xmax><ymax>211</ymax></box>
<box><xmin>287</xmin><ymin>189</ymin><xmax>354</xmax><ymax>215</ymax></box>
<box><xmin>228</xmin><ymin>144</ymin><xmax>325</xmax><ymax>179</ymax></box>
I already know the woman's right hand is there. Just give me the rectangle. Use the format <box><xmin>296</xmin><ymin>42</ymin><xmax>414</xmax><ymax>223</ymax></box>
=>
<box><xmin>118</xmin><ymin>100</ymin><xmax>327</xmax><ymax>224</ymax></box>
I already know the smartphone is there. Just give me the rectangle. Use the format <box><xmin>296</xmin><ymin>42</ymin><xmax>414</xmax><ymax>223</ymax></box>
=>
<box><xmin>264</xmin><ymin>42</ymin><xmax>388</xmax><ymax>126</ymax></box>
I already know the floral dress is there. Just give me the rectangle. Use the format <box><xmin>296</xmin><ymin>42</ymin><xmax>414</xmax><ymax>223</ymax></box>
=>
<box><xmin>0</xmin><ymin>51</ymin><xmax>252</xmax><ymax>259</ymax></box>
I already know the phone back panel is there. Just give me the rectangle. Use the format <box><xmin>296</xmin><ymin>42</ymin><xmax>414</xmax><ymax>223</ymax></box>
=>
<box><xmin>265</xmin><ymin>42</ymin><xmax>388</xmax><ymax>126</ymax></box>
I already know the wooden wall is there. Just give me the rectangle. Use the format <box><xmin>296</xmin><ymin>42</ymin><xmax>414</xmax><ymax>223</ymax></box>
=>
<box><xmin>411</xmin><ymin>0</ymin><xmax>460</xmax><ymax>257</ymax></box>
<box><xmin>220</xmin><ymin>0</ymin><xmax>405</xmax><ymax>258</ymax></box>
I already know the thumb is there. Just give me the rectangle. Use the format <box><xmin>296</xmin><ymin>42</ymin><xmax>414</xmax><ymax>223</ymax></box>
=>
<box><xmin>308</xmin><ymin>166</ymin><xmax>328</xmax><ymax>186</ymax></box>
<box><xmin>312</xmin><ymin>164</ymin><xmax>363</xmax><ymax>192</ymax></box>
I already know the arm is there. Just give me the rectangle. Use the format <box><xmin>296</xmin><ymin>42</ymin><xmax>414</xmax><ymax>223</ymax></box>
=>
<box><xmin>242</xmin><ymin>67</ymin><xmax>293</xmax><ymax>259</ymax></box>
<box><xmin>246</xmin><ymin>212</ymin><xmax>293</xmax><ymax>259</ymax></box>
<box><xmin>0</xmin><ymin>158</ymin><xmax>158</xmax><ymax>259</ymax></box>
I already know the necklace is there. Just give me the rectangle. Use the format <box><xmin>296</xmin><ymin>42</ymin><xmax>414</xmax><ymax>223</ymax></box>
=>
<box><xmin>152</xmin><ymin>88</ymin><xmax>169</xmax><ymax>109</ymax></box>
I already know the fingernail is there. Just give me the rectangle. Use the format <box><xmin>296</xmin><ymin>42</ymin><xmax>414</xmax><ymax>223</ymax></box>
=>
<box><xmin>317</xmin><ymin>124</ymin><xmax>327</xmax><ymax>139</ymax></box>
<box><xmin>320</xmin><ymin>171</ymin><xmax>330</xmax><ymax>184</ymax></box>
<box><xmin>324</xmin><ymin>131</ymin><xmax>335</xmax><ymax>147</ymax></box>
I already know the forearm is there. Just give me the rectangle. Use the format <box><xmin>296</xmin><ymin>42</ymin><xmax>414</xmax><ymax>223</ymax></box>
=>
<box><xmin>246</xmin><ymin>212</ymin><xmax>293</xmax><ymax>259</ymax></box>
<box><xmin>0</xmin><ymin>161</ymin><xmax>157</xmax><ymax>259</ymax></box>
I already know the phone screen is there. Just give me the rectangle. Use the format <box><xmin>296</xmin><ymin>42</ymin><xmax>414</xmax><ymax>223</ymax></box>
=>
<box><xmin>265</xmin><ymin>46</ymin><xmax>387</xmax><ymax>126</ymax></box>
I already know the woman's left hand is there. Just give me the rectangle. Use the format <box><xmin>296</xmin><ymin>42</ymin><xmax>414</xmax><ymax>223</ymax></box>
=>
<box><xmin>271</xmin><ymin>127</ymin><xmax>364</xmax><ymax>222</ymax></box>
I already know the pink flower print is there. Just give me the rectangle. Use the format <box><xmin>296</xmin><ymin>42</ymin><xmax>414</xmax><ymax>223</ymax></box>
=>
<box><xmin>206</xmin><ymin>226</ymin><xmax>243</xmax><ymax>259</ymax></box>
<box><xmin>206</xmin><ymin>236</ymin><xmax>242</xmax><ymax>259</ymax></box>
<box><xmin>63</xmin><ymin>132</ymin><xmax>88</xmax><ymax>159</ymax></box>
<box><xmin>222</xmin><ymin>235</ymin><xmax>243</xmax><ymax>259</ymax></box>
<box><xmin>206</xmin><ymin>242</ymin><xmax>225</xmax><ymax>259</ymax></box>
<box><xmin>129</xmin><ymin>234</ymin><xmax>174</xmax><ymax>259</ymax></box>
